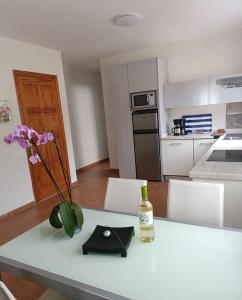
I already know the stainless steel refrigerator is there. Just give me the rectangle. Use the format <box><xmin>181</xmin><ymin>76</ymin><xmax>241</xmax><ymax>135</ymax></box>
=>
<box><xmin>132</xmin><ymin>109</ymin><xmax>162</xmax><ymax>181</ymax></box>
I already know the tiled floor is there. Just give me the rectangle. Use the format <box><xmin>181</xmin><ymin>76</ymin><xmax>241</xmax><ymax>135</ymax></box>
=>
<box><xmin>0</xmin><ymin>160</ymin><xmax>168</xmax><ymax>299</ymax></box>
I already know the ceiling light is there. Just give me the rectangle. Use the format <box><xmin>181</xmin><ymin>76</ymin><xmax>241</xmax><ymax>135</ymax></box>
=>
<box><xmin>113</xmin><ymin>13</ymin><xmax>144</xmax><ymax>27</ymax></box>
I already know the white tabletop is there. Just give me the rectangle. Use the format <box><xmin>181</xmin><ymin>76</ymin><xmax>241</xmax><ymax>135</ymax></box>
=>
<box><xmin>0</xmin><ymin>208</ymin><xmax>242</xmax><ymax>300</ymax></box>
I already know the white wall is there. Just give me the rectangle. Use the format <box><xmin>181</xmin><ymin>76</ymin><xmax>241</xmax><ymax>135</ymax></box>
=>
<box><xmin>168</xmin><ymin>104</ymin><xmax>226</xmax><ymax>132</ymax></box>
<box><xmin>0</xmin><ymin>36</ymin><xmax>76</xmax><ymax>216</ymax></box>
<box><xmin>100</xmin><ymin>29</ymin><xmax>242</xmax><ymax>168</ymax></box>
<box><xmin>63</xmin><ymin>66</ymin><xmax>108</xmax><ymax>169</ymax></box>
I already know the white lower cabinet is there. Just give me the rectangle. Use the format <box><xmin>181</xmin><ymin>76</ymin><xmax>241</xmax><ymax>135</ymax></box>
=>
<box><xmin>194</xmin><ymin>139</ymin><xmax>215</xmax><ymax>164</ymax></box>
<box><xmin>162</xmin><ymin>140</ymin><xmax>194</xmax><ymax>176</ymax></box>
<box><xmin>162</xmin><ymin>138</ymin><xmax>215</xmax><ymax>176</ymax></box>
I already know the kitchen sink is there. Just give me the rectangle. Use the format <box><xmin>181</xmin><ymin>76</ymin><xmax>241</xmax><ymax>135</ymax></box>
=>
<box><xmin>223</xmin><ymin>133</ymin><xmax>242</xmax><ymax>140</ymax></box>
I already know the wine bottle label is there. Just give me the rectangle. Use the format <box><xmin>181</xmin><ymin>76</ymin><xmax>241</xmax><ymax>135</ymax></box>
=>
<box><xmin>139</xmin><ymin>211</ymin><xmax>153</xmax><ymax>225</ymax></box>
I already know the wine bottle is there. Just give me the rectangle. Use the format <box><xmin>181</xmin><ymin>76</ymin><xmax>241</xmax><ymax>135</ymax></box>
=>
<box><xmin>138</xmin><ymin>186</ymin><xmax>154</xmax><ymax>242</ymax></box>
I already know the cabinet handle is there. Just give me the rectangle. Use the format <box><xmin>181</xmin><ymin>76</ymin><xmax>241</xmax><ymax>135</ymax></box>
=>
<box><xmin>170</xmin><ymin>142</ymin><xmax>182</xmax><ymax>145</ymax></box>
<box><xmin>199</xmin><ymin>142</ymin><xmax>213</xmax><ymax>145</ymax></box>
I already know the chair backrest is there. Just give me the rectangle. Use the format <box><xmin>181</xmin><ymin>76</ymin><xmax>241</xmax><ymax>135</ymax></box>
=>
<box><xmin>167</xmin><ymin>180</ymin><xmax>224</xmax><ymax>226</ymax></box>
<box><xmin>0</xmin><ymin>281</ymin><xmax>16</xmax><ymax>300</ymax></box>
<box><xmin>104</xmin><ymin>177</ymin><xmax>147</xmax><ymax>214</ymax></box>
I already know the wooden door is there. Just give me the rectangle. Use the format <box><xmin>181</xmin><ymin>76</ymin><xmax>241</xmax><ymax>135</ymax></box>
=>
<box><xmin>13</xmin><ymin>70</ymin><xmax>70</xmax><ymax>202</ymax></box>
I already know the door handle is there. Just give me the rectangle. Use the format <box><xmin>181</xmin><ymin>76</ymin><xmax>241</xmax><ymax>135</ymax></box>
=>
<box><xmin>170</xmin><ymin>142</ymin><xmax>182</xmax><ymax>145</ymax></box>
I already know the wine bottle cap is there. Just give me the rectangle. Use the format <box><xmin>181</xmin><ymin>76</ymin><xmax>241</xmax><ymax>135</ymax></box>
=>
<box><xmin>141</xmin><ymin>186</ymin><xmax>148</xmax><ymax>200</ymax></box>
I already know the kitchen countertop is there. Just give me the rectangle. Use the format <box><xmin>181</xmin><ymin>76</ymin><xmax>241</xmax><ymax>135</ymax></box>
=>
<box><xmin>189</xmin><ymin>133</ymin><xmax>242</xmax><ymax>181</ymax></box>
<box><xmin>161</xmin><ymin>134</ymin><xmax>215</xmax><ymax>140</ymax></box>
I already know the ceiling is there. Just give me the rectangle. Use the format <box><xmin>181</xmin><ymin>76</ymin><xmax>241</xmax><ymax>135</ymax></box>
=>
<box><xmin>1</xmin><ymin>0</ymin><xmax>242</xmax><ymax>70</ymax></box>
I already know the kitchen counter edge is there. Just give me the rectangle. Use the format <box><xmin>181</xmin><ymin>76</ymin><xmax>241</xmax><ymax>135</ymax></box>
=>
<box><xmin>161</xmin><ymin>134</ymin><xmax>215</xmax><ymax>140</ymax></box>
<box><xmin>189</xmin><ymin>133</ymin><xmax>242</xmax><ymax>181</ymax></box>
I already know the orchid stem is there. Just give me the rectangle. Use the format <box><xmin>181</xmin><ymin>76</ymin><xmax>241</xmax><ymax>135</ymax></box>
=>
<box><xmin>52</xmin><ymin>131</ymin><xmax>72</xmax><ymax>203</ymax></box>
<box><xmin>31</xmin><ymin>140</ymin><xmax>66</xmax><ymax>203</ymax></box>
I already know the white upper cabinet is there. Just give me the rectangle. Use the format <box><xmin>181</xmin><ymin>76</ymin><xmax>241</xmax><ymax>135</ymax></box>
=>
<box><xmin>128</xmin><ymin>58</ymin><xmax>158</xmax><ymax>93</ymax></box>
<box><xmin>209</xmin><ymin>74</ymin><xmax>242</xmax><ymax>104</ymax></box>
<box><xmin>111</xmin><ymin>64</ymin><xmax>136</xmax><ymax>179</ymax></box>
<box><xmin>164</xmin><ymin>78</ymin><xmax>209</xmax><ymax>109</ymax></box>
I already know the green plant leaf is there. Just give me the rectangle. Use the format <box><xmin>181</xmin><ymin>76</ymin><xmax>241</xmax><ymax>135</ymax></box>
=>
<box><xmin>59</xmin><ymin>201</ymin><xmax>75</xmax><ymax>238</ymax></box>
<box><xmin>71</xmin><ymin>202</ymin><xmax>84</xmax><ymax>229</ymax></box>
<box><xmin>49</xmin><ymin>204</ymin><xmax>63</xmax><ymax>229</ymax></box>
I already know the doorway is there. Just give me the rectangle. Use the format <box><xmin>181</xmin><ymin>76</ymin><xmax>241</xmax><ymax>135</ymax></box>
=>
<box><xmin>13</xmin><ymin>70</ymin><xmax>70</xmax><ymax>202</ymax></box>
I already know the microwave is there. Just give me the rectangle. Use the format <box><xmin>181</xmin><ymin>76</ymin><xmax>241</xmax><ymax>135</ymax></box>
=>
<box><xmin>130</xmin><ymin>90</ymin><xmax>157</xmax><ymax>110</ymax></box>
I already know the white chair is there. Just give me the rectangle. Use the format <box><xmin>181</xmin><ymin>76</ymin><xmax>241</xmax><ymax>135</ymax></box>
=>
<box><xmin>167</xmin><ymin>180</ymin><xmax>224</xmax><ymax>226</ymax></box>
<box><xmin>0</xmin><ymin>281</ymin><xmax>16</xmax><ymax>300</ymax></box>
<box><xmin>104</xmin><ymin>177</ymin><xmax>147</xmax><ymax>214</ymax></box>
<box><xmin>0</xmin><ymin>281</ymin><xmax>73</xmax><ymax>300</ymax></box>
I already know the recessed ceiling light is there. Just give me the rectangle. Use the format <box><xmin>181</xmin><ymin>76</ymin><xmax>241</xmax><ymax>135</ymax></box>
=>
<box><xmin>113</xmin><ymin>13</ymin><xmax>144</xmax><ymax>27</ymax></box>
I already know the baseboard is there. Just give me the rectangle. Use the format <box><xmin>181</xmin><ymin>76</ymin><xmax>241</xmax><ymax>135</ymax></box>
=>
<box><xmin>0</xmin><ymin>201</ymin><xmax>36</xmax><ymax>219</ymax></box>
<box><xmin>164</xmin><ymin>175</ymin><xmax>191</xmax><ymax>182</ymax></box>
<box><xmin>0</xmin><ymin>160</ymin><xmax>109</xmax><ymax>219</ymax></box>
<box><xmin>76</xmin><ymin>158</ymin><xmax>109</xmax><ymax>174</ymax></box>
<box><xmin>71</xmin><ymin>181</ymin><xmax>79</xmax><ymax>188</ymax></box>
<box><xmin>1</xmin><ymin>182</ymin><xmax>80</xmax><ymax>218</ymax></box>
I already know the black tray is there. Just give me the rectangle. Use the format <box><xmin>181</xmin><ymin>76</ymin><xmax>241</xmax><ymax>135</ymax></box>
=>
<box><xmin>82</xmin><ymin>225</ymin><xmax>134</xmax><ymax>257</ymax></box>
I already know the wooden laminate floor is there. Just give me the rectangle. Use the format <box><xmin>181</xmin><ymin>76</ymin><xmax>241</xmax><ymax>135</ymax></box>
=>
<box><xmin>0</xmin><ymin>160</ymin><xmax>168</xmax><ymax>300</ymax></box>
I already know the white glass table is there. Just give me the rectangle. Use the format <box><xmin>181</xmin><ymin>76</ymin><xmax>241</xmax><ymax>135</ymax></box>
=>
<box><xmin>0</xmin><ymin>208</ymin><xmax>242</xmax><ymax>300</ymax></box>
